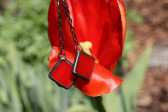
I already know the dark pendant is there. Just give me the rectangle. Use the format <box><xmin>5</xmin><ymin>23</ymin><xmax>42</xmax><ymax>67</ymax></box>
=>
<box><xmin>48</xmin><ymin>57</ymin><xmax>77</xmax><ymax>89</ymax></box>
<box><xmin>72</xmin><ymin>50</ymin><xmax>95</xmax><ymax>81</ymax></box>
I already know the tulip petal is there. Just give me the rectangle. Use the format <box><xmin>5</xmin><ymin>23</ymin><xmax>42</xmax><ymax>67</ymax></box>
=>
<box><xmin>48</xmin><ymin>0</ymin><xmax>75</xmax><ymax>53</ymax></box>
<box><xmin>74</xmin><ymin>64</ymin><xmax>123</xmax><ymax>97</ymax></box>
<box><xmin>98</xmin><ymin>0</ymin><xmax>126</xmax><ymax>70</ymax></box>
<box><xmin>117</xmin><ymin>0</ymin><xmax>126</xmax><ymax>46</ymax></box>
<box><xmin>48</xmin><ymin>46</ymin><xmax>123</xmax><ymax>97</ymax></box>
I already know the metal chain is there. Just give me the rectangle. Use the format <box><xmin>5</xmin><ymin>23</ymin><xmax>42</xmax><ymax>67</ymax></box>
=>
<box><xmin>56</xmin><ymin>0</ymin><xmax>64</xmax><ymax>53</ymax></box>
<box><xmin>62</xmin><ymin>0</ymin><xmax>79</xmax><ymax>45</ymax></box>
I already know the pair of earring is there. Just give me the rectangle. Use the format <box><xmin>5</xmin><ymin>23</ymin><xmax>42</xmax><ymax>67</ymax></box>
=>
<box><xmin>48</xmin><ymin>0</ymin><xmax>95</xmax><ymax>89</ymax></box>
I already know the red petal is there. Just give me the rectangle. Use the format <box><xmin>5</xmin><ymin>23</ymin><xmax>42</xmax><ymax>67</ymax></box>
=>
<box><xmin>117</xmin><ymin>0</ymin><xmax>126</xmax><ymax>46</ymax></box>
<box><xmin>48</xmin><ymin>0</ymin><xmax>75</xmax><ymax>53</ymax></box>
<box><xmin>48</xmin><ymin>47</ymin><xmax>123</xmax><ymax>97</ymax></box>
<box><xmin>98</xmin><ymin>0</ymin><xmax>126</xmax><ymax>70</ymax></box>
<box><xmin>74</xmin><ymin>64</ymin><xmax>123</xmax><ymax>97</ymax></box>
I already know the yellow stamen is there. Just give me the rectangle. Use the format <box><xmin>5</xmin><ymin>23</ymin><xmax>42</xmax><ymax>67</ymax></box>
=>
<box><xmin>95</xmin><ymin>60</ymin><xmax>99</xmax><ymax>63</ymax></box>
<box><xmin>79</xmin><ymin>41</ymin><xmax>92</xmax><ymax>55</ymax></box>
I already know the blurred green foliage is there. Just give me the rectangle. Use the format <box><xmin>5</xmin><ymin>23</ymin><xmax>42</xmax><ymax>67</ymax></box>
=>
<box><xmin>0</xmin><ymin>0</ymin><xmax>50</xmax><ymax>66</ymax></box>
<box><xmin>0</xmin><ymin>0</ymin><xmax>151</xmax><ymax>112</ymax></box>
<box><xmin>127</xmin><ymin>9</ymin><xmax>144</xmax><ymax>24</ymax></box>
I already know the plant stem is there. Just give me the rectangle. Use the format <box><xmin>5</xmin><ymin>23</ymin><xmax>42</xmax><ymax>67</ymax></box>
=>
<box><xmin>93</xmin><ymin>96</ymin><xmax>106</xmax><ymax>112</ymax></box>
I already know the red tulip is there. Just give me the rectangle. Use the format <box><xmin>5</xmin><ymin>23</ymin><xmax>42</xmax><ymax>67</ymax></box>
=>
<box><xmin>48</xmin><ymin>0</ymin><xmax>126</xmax><ymax>97</ymax></box>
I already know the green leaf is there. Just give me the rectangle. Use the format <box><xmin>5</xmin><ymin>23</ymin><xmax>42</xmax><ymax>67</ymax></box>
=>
<box><xmin>121</xmin><ymin>46</ymin><xmax>152</xmax><ymax>112</ymax></box>
<box><xmin>103</xmin><ymin>91</ymin><xmax>122</xmax><ymax>112</ymax></box>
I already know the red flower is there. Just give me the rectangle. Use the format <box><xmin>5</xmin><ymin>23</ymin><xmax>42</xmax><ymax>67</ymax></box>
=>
<box><xmin>48</xmin><ymin>0</ymin><xmax>126</xmax><ymax>97</ymax></box>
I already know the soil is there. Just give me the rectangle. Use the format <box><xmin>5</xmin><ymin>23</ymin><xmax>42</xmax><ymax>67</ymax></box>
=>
<box><xmin>124</xmin><ymin>0</ymin><xmax>168</xmax><ymax>112</ymax></box>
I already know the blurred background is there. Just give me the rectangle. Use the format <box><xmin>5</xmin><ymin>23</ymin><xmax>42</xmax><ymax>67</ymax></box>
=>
<box><xmin>0</xmin><ymin>0</ymin><xmax>167</xmax><ymax>112</ymax></box>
